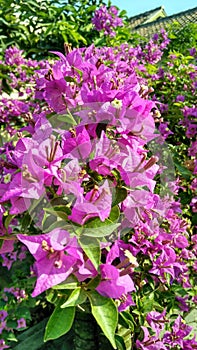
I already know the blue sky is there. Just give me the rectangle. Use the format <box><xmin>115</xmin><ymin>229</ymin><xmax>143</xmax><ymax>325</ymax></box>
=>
<box><xmin>106</xmin><ymin>0</ymin><xmax>197</xmax><ymax>17</ymax></box>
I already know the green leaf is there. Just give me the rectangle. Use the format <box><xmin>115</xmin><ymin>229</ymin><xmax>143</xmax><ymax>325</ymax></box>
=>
<box><xmin>64</xmin><ymin>76</ymin><xmax>76</xmax><ymax>83</ymax></box>
<box><xmin>116</xmin><ymin>326</ymin><xmax>132</xmax><ymax>350</ymax></box>
<box><xmin>61</xmin><ymin>287</ymin><xmax>87</xmax><ymax>308</ymax></box>
<box><xmin>52</xmin><ymin>275</ymin><xmax>79</xmax><ymax>290</ymax></box>
<box><xmin>12</xmin><ymin>317</ymin><xmax>73</xmax><ymax>349</ymax></box>
<box><xmin>88</xmin><ymin>291</ymin><xmax>118</xmax><ymax>349</ymax></box>
<box><xmin>115</xmin><ymin>334</ymin><xmax>126</xmax><ymax>350</ymax></box>
<box><xmin>141</xmin><ymin>292</ymin><xmax>155</xmax><ymax>313</ymax></box>
<box><xmin>174</xmin><ymin>161</ymin><xmax>192</xmax><ymax>180</ymax></box>
<box><xmin>29</xmin><ymin>195</ymin><xmax>45</xmax><ymax>216</ymax></box>
<box><xmin>1</xmin><ymin>77</ymin><xmax>12</xmax><ymax>94</ymax></box>
<box><xmin>81</xmin><ymin>206</ymin><xmax>120</xmax><ymax>237</ymax></box>
<box><xmin>43</xmin><ymin>220</ymin><xmax>74</xmax><ymax>233</ymax></box>
<box><xmin>82</xmin><ymin>23</ymin><xmax>93</xmax><ymax>32</ymax></box>
<box><xmin>44</xmin><ymin>301</ymin><xmax>75</xmax><ymax>342</ymax></box>
<box><xmin>192</xmin><ymin>214</ymin><xmax>197</xmax><ymax>226</ymax></box>
<box><xmin>46</xmin><ymin>289</ymin><xmax>59</xmax><ymax>304</ymax></box>
<box><xmin>6</xmin><ymin>320</ymin><xmax>18</xmax><ymax>329</ymax></box>
<box><xmin>4</xmin><ymin>214</ymin><xmax>15</xmax><ymax>230</ymax></box>
<box><xmin>78</xmin><ymin>236</ymin><xmax>100</xmax><ymax>269</ymax></box>
<box><xmin>173</xmin><ymin>102</ymin><xmax>183</xmax><ymax>107</ymax></box>
<box><xmin>25</xmin><ymin>0</ymin><xmax>42</xmax><ymax>9</ymax></box>
<box><xmin>6</xmin><ymin>333</ymin><xmax>18</xmax><ymax>342</ymax></box>
<box><xmin>21</xmin><ymin>212</ymin><xmax>33</xmax><ymax>231</ymax></box>
<box><xmin>86</xmin><ymin>5</ymin><xmax>97</xmax><ymax>12</ymax></box>
<box><xmin>12</xmin><ymin>319</ymin><xmax>48</xmax><ymax>349</ymax></box>
<box><xmin>72</xmin><ymin>66</ymin><xmax>83</xmax><ymax>79</ymax></box>
<box><xmin>56</xmin><ymin>113</ymin><xmax>77</xmax><ymax>126</ymax></box>
<box><xmin>119</xmin><ymin>10</ymin><xmax>127</xmax><ymax>17</ymax></box>
<box><xmin>112</xmin><ymin>188</ymin><xmax>127</xmax><ymax>206</ymax></box>
<box><xmin>82</xmin><ymin>222</ymin><xmax>120</xmax><ymax>237</ymax></box>
<box><xmin>15</xmin><ymin>307</ymin><xmax>31</xmax><ymax>320</ymax></box>
<box><xmin>109</xmin><ymin>205</ymin><xmax>120</xmax><ymax>222</ymax></box>
<box><xmin>185</xmin><ymin>308</ymin><xmax>197</xmax><ymax>338</ymax></box>
<box><xmin>119</xmin><ymin>312</ymin><xmax>134</xmax><ymax>331</ymax></box>
<box><xmin>43</xmin><ymin>207</ymin><xmax>68</xmax><ymax>221</ymax></box>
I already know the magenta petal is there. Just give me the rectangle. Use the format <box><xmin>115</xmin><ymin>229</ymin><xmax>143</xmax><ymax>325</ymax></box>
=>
<box><xmin>0</xmin><ymin>240</ymin><xmax>15</xmax><ymax>254</ymax></box>
<box><xmin>32</xmin><ymin>255</ymin><xmax>75</xmax><ymax>296</ymax></box>
<box><xmin>0</xmin><ymin>188</ymin><xmax>23</xmax><ymax>202</ymax></box>
<box><xmin>49</xmin><ymin>51</ymin><xmax>67</xmax><ymax>61</ymax></box>
<box><xmin>10</xmin><ymin>197</ymin><xmax>31</xmax><ymax>214</ymax></box>
<box><xmin>17</xmin><ymin>234</ymin><xmax>49</xmax><ymax>257</ymax></box>
<box><xmin>96</xmin><ymin>279</ymin><xmax>125</xmax><ymax>299</ymax></box>
<box><xmin>118</xmin><ymin>294</ymin><xmax>135</xmax><ymax>312</ymax></box>
<box><xmin>96</xmin><ymin>264</ymin><xmax>135</xmax><ymax>299</ymax></box>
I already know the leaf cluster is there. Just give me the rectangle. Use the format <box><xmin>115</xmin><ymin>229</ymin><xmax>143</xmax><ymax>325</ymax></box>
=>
<box><xmin>0</xmin><ymin>0</ymin><xmax>104</xmax><ymax>59</ymax></box>
<box><xmin>167</xmin><ymin>22</ymin><xmax>197</xmax><ymax>54</ymax></box>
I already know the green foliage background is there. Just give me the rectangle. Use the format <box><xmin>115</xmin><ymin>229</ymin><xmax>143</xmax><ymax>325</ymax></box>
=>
<box><xmin>0</xmin><ymin>0</ymin><xmax>105</xmax><ymax>59</ymax></box>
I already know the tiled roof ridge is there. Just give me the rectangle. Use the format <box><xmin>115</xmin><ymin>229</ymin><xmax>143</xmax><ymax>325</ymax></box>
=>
<box><xmin>135</xmin><ymin>6</ymin><xmax>197</xmax><ymax>29</ymax></box>
<box><xmin>129</xmin><ymin>6</ymin><xmax>164</xmax><ymax>20</ymax></box>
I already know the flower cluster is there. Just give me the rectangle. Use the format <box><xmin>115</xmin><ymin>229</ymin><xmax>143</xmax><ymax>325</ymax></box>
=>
<box><xmin>1</xmin><ymin>47</ymin><xmax>162</xmax><ymax>308</ymax></box>
<box><xmin>92</xmin><ymin>5</ymin><xmax>123</xmax><ymax>37</ymax></box>
<box><xmin>137</xmin><ymin>313</ymin><xmax>197</xmax><ymax>350</ymax></box>
<box><xmin>0</xmin><ymin>46</ymin><xmax>49</xmax><ymax>135</ymax></box>
<box><xmin>0</xmin><ymin>22</ymin><xmax>197</xmax><ymax>348</ymax></box>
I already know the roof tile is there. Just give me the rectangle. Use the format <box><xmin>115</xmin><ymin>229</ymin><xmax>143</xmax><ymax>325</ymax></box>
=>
<box><xmin>130</xmin><ymin>6</ymin><xmax>197</xmax><ymax>38</ymax></box>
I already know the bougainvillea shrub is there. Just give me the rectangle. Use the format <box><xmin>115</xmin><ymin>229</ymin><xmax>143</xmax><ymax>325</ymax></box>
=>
<box><xmin>0</xmin><ymin>6</ymin><xmax>197</xmax><ymax>350</ymax></box>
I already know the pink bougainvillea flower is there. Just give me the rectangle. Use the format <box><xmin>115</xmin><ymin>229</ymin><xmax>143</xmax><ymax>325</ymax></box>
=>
<box><xmin>53</xmin><ymin>158</ymin><xmax>84</xmax><ymax>197</ymax></box>
<box><xmin>96</xmin><ymin>240</ymin><xmax>137</xmax><ymax>310</ymax></box>
<box><xmin>146</xmin><ymin>310</ymin><xmax>167</xmax><ymax>337</ymax></box>
<box><xmin>190</xmin><ymin>197</ymin><xmax>197</xmax><ymax>213</ymax></box>
<box><xmin>159</xmin><ymin>121</ymin><xmax>174</xmax><ymax>136</ymax></box>
<box><xmin>122</xmin><ymin>190</ymin><xmax>159</xmax><ymax>227</ymax></box>
<box><xmin>0</xmin><ymin>133</ymin><xmax>65</xmax><ymax>214</ymax></box>
<box><xmin>136</xmin><ymin>326</ymin><xmax>168</xmax><ymax>350</ymax></box>
<box><xmin>68</xmin><ymin>180</ymin><xmax>112</xmax><ymax>225</ymax></box>
<box><xmin>17</xmin><ymin>229</ymin><xmax>80</xmax><ymax>296</ymax></box>
<box><xmin>0</xmin><ymin>339</ymin><xmax>9</xmax><ymax>349</ymax></box>
<box><xmin>17</xmin><ymin>318</ymin><xmax>26</xmax><ymax>329</ymax></box>
<box><xmin>92</xmin><ymin>5</ymin><xmax>123</xmax><ymax>37</ymax></box>
<box><xmin>163</xmin><ymin>315</ymin><xmax>195</xmax><ymax>348</ymax></box>
<box><xmin>74</xmin><ymin>257</ymin><xmax>98</xmax><ymax>282</ymax></box>
<box><xmin>0</xmin><ymin>172</ymin><xmax>43</xmax><ymax>214</ymax></box>
<box><xmin>149</xmin><ymin>247</ymin><xmax>177</xmax><ymax>280</ymax></box>
<box><xmin>118</xmin><ymin>293</ymin><xmax>135</xmax><ymax>312</ymax></box>
<box><xmin>89</xmin><ymin>131</ymin><xmax>121</xmax><ymax>176</ymax></box>
<box><xmin>44</xmin><ymin>79</ymin><xmax>73</xmax><ymax>113</ymax></box>
<box><xmin>62</xmin><ymin>125</ymin><xmax>92</xmax><ymax>160</ymax></box>
<box><xmin>96</xmin><ymin>263</ymin><xmax>135</xmax><ymax>299</ymax></box>
<box><xmin>0</xmin><ymin>311</ymin><xmax>7</xmax><ymax>322</ymax></box>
